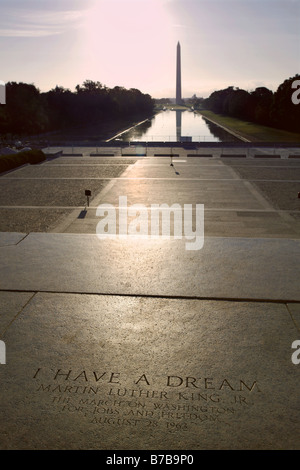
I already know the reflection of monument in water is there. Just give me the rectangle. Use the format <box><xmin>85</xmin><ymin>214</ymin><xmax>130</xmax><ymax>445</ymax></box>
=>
<box><xmin>175</xmin><ymin>110</ymin><xmax>192</xmax><ymax>142</ymax></box>
<box><xmin>176</xmin><ymin>110</ymin><xmax>182</xmax><ymax>141</ymax></box>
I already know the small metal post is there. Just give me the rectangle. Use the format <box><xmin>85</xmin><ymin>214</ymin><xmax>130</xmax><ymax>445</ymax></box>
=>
<box><xmin>170</xmin><ymin>147</ymin><xmax>173</xmax><ymax>166</ymax></box>
<box><xmin>85</xmin><ymin>190</ymin><xmax>91</xmax><ymax>207</ymax></box>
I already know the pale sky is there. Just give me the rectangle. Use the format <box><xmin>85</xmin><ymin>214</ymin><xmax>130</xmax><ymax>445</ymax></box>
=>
<box><xmin>0</xmin><ymin>0</ymin><xmax>299</xmax><ymax>98</ymax></box>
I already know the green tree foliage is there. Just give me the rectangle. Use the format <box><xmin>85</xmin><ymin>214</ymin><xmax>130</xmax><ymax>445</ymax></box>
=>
<box><xmin>0</xmin><ymin>149</ymin><xmax>45</xmax><ymax>173</ymax></box>
<box><xmin>250</xmin><ymin>87</ymin><xmax>273</xmax><ymax>125</ymax></box>
<box><xmin>203</xmin><ymin>74</ymin><xmax>300</xmax><ymax>132</ymax></box>
<box><xmin>271</xmin><ymin>74</ymin><xmax>300</xmax><ymax>132</ymax></box>
<box><xmin>1</xmin><ymin>82</ymin><xmax>49</xmax><ymax>135</ymax></box>
<box><xmin>0</xmin><ymin>80</ymin><xmax>155</xmax><ymax>137</ymax></box>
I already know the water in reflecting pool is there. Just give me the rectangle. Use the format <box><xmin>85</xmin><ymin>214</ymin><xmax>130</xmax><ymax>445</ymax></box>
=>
<box><xmin>113</xmin><ymin>109</ymin><xmax>240</xmax><ymax>142</ymax></box>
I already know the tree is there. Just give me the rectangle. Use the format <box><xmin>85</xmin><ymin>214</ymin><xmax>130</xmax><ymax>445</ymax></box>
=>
<box><xmin>271</xmin><ymin>74</ymin><xmax>300</xmax><ymax>132</ymax></box>
<box><xmin>250</xmin><ymin>87</ymin><xmax>273</xmax><ymax>125</ymax></box>
<box><xmin>75</xmin><ymin>80</ymin><xmax>104</xmax><ymax>93</ymax></box>
<box><xmin>0</xmin><ymin>80</ymin><xmax>155</xmax><ymax>138</ymax></box>
<box><xmin>3</xmin><ymin>82</ymin><xmax>49</xmax><ymax>135</ymax></box>
<box><xmin>203</xmin><ymin>79</ymin><xmax>300</xmax><ymax>134</ymax></box>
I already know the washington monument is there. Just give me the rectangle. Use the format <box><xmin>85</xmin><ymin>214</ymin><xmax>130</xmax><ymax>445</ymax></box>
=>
<box><xmin>176</xmin><ymin>41</ymin><xmax>182</xmax><ymax>104</ymax></box>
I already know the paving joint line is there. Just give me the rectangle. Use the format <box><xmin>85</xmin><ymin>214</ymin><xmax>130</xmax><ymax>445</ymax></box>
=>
<box><xmin>0</xmin><ymin>291</ymin><xmax>37</xmax><ymax>338</ymax></box>
<box><xmin>0</xmin><ymin>206</ymin><xmax>299</xmax><ymax>213</ymax></box>
<box><xmin>0</xmin><ymin>233</ymin><xmax>30</xmax><ymax>247</ymax></box>
<box><xmin>0</xmin><ymin>288</ymin><xmax>299</xmax><ymax>305</ymax></box>
<box><xmin>285</xmin><ymin>304</ymin><xmax>300</xmax><ymax>334</ymax></box>
<box><xmin>2</xmin><ymin>177</ymin><xmax>300</xmax><ymax>182</ymax></box>
<box><xmin>16</xmin><ymin>233</ymin><xmax>30</xmax><ymax>245</ymax></box>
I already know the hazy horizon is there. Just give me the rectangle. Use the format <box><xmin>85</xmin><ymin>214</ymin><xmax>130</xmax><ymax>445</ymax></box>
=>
<box><xmin>1</xmin><ymin>0</ymin><xmax>299</xmax><ymax>99</ymax></box>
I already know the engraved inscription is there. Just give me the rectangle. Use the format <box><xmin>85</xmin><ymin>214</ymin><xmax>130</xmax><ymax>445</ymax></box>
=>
<box><xmin>32</xmin><ymin>368</ymin><xmax>262</xmax><ymax>431</ymax></box>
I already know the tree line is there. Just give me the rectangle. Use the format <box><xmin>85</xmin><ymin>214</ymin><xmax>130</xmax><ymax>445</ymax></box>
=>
<box><xmin>201</xmin><ymin>74</ymin><xmax>300</xmax><ymax>133</ymax></box>
<box><xmin>0</xmin><ymin>80</ymin><xmax>155</xmax><ymax>138</ymax></box>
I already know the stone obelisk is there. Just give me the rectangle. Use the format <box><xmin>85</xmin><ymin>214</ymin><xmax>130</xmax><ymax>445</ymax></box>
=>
<box><xmin>176</xmin><ymin>41</ymin><xmax>182</xmax><ymax>105</ymax></box>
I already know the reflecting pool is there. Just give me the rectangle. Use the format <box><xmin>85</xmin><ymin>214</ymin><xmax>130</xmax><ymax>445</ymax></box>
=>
<box><xmin>113</xmin><ymin>109</ymin><xmax>240</xmax><ymax>142</ymax></box>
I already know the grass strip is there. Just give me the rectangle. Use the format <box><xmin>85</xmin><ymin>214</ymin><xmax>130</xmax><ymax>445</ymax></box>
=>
<box><xmin>199</xmin><ymin>109</ymin><xmax>300</xmax><ymax>142</ymax></box>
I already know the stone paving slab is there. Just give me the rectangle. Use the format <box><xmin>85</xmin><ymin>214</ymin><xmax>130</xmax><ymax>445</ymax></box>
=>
<box><xmin>0</xmin><ymin>233</ymin><xmax>299</xmax><ymax>301</ymax></box>
<box><xmin>223</xmin><ymin>157</ymin><xmax>300</xmax><ymax>166</ymax></box>
<box><xmin>112</xmin><ymin>161</ymin><xmax>240</xmax><ymax>180</ymax></box>
<box><xmin>0</xmin><ymin>232</ymin><xmax>25</xmax><ymax>247</ymax></box>
<box><xmin>0</xmin><ymin>291</ymin><xmax>34</xmax><ymax>334</ymax></box>
<box><xmin>2</xmin><ymin>165</ymin><xmax>133</xmax><ymax>179</ymax></box>
<box><xmin>1</xmin><ymin>154</ymin><xmax>299</xmax><ymax>238</ymax></box>
<box><xmin>0</xmin><ymin>179</ymin><xmax>109</xmax><ymax>207</ymax></box>
<box><xmin>246</xmin><ymin>181</ymin><xmax>300</xmax><ymax>211</ymax></box>
<box><xmin>45</xmin><ymin>157</ymin><xmax>138</xmax><ymax>165</ymax></box>
<box><xmin>1</xmin><ymin>148</ymin><xmax>299</xmax><ymax>450</ymax></box>
<box><xmin>227</xmin><ymin>166</ymin><xmax>300</xmax><ymax>180</ymax></box>
<box><xmin>287</xmin><ymin>303</ymin><xmax>300</xmax><ymax>330</ymax></box>
<box><xmin>0</xmin><ymin>292</ymin><xmax>298</xmax><ymax>450</ymax></box>
<box><xmin>0</xmin><ymin>208</ymin><xmax>71</xmax><ymax>233</ymax></box>
<box><xmin>89</xmin><ymin>179</ymin><xmax>268</xmax><ymax>210</ymax></box>
<box><xmin>52</xmin><ymin>155</ymin><xmax>299</xmax><ymax>238</ymax></box>
<box><xmin>62</xmin><ymin>207</ymin><xmax>300</xmax><ymax>239</ymax></box>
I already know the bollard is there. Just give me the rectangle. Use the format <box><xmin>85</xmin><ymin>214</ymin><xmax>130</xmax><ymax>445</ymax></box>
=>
<box><xmin>85</xmin><ymin>189</ymin><xmax>91</xmax><ymax>207</ymax></box>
